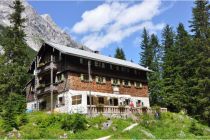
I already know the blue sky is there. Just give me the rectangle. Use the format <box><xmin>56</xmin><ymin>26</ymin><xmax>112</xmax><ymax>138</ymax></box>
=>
<box><xmin>28</xmin><ymin>0</ymin><xmax>194</xmax><ymax>63</ymax></box>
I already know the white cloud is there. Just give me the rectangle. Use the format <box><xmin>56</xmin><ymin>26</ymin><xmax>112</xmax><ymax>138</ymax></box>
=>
<box><xmin>71</xmin><ymin>0</ymin><xmax>165</xmax><ymax>50</ymax></box>
<box><xmin>82</xmin><ymin>22</ymin><xmax>164</xmax><ymax>50</ymax></box>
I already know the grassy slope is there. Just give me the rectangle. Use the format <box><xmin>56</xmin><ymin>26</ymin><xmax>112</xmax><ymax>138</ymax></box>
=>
<box><xmin>0</xmin><ymin>112</ymin><xmax>209</xmax><ymax>139</ymax></box>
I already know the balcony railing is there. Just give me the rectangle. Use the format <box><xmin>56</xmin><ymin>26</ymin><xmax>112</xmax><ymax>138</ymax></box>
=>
<box><xmin>87</xmin><ymin>105</ymin><xmax>167</xmax><ymax>116</ymax></box>
<box><xmin>37</xmin><ymin>62</ymin><xmax>57</xmax><ymax>74</ymax></box>
<box><xmin>36</xmin><ymin>83</ymin><xmax>58</xmax><ymax>95</ymax></box>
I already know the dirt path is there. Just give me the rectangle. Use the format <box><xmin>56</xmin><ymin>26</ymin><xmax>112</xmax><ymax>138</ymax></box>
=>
<box><xmin>95</xmin><ymin>123</ymin><xmax>139</xmax><ymax>140</ymax></box>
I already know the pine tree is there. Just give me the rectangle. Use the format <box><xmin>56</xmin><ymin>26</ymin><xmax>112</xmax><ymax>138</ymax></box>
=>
<box><xmin>140</xmin><ymin>28</ymin><xmax>151</xmax><ymax>67</ymax></box>
<box><xmin>114</xmin><ymin>47</ymin><xmax>126</xmax><ymax>60</ymax></box>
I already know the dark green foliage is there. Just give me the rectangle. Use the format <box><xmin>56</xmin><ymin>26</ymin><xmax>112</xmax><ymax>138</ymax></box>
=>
<box><xmin>114</xmin><ymin>47</ymin><xmax>126</xmax><ymax>60</ymax></box>
<box><xmin>61</xmin><ymin>113</ymin><xmax>87</xmax><ymax>132</ymax></box>
<box><xmin>0</xmin><ymin>0</ymin><xmax>33</xmax><ymax>132</ymax></box>
<box><xmin>139</xmin><ymin>29</ymin><xmax>163</xmax><ymax>106</ymax></box>
<box><xmin>139</xmin><ymin>1</ymin><xmax>209</xmax><ymax>125</ymax></box>
<box><xmin>187</xmin><ymin>0</ymin><xmax>210</xmax><ymax>125</ymax></box>
<box><xmin>189</xmin><ymin>121</ymin><xmax>203</xmax><ymax>136</ymax></box>
<box><xmin>2</xmin><ymin>93</ymin><xmax>26</xmax><ymax>131</ymax></box>
<box><xmin>147</xmin><ymin>34</ymin><xmax>162</xmax><ymax>106</ymax></box>
<box><xmin>140</xmin><ymin>28</ymin><xmax>151</xmax><ymax>66</ymax></box>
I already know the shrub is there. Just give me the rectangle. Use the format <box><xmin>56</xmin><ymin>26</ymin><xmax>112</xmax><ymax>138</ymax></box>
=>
<box><xmin>61</xmin><ymin>113</ymin><xmax>87</xmax><ymax>133</ymax></box>
<box><xmin>189</xmin><ymin>121</ymin><xmax>203</xmax><ymax>136</ymax></box>
<box><xmin>16</xmin><ymin>113</ymin><xmax>28</xmax><ymax>127</ymax></box>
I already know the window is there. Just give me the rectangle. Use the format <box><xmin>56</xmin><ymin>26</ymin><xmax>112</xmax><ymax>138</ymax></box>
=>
<box><xmin>87</xmin><ymin>96</ymin><xmax>94</xmax><ymax>105</ymax></box>
<box><xmin>135</xmin><ymin>82</ymin><xmax>143</xmax><ymax>88</ymax></box>
<box><xmin>109</xmin><ymin>98</ymin><xmax>118</xmax><ymax>106</ymax></box>
<box><xmin>110</xmin><ymin>64</ymin><xmax>113</xmax><ymax>70</ymax></box>
<box><xmin>122</xmin><ymin>80</ymin><xmax>131</xmax><ymax>87</ymax></box>
<box><xmin>137</xmin><ymin>100</ymin><xmax>141</xmax><ymax>107</ymax></box>
<box><xmin>56</xmin><ymin>73</ymin><xmax>65</xmax><ymax>83</ymax></box>
<box><xmin>80</xmin><ymin>58</ymin><xmax>83</xmax><ymax>64</ymax></box>
<box><xmin>58</xmin><ymin>97</ymin><xmax>64</xmax><ymax>105</ymax></box>
<box><xmin>114</xmin><ymin>98</ymin><xmax>118</xmax><ymax>106</ymax></box>
<box><xmin>134</xmin><ymin>70</ymin><xmax>137</xmax><ymax>75</ymax></box>
<box><xmin>95</xmin><ymin>61</ymin><xmax>99</xmax><ymax>67</ymax></box>
<box><xmin>98</xmin><ymin>97</ymin><xmax>104</xmax><ymax>104</ymax></box>
<box><xmin>95</xmin><ymin>61</ymin><xmax>105</xmax><ymax>68</ymax></box>
<box><xmin>126</xmin><ymin>68</ymin><xmax>130</xmax><ymax>73</ymax></box>
<box><xmin>80</xmin><ymin>74</ymin><xmax>91</xmax><ymax>82</ymax></box>
<box><xmin>111</xmin><ymin>78</ymin><xmax>120</xmax><ymax>85</ymax></box>
<box><xmin>72</xmin><ymin>95</ymin><xmax>82</xmax><ymax>105</ymax></box>
<box><xmin>116</xmin><ymin>66</ymin><xmax>119</xmax><ymax>71</ymax></box>
<box><xmin>101</xmin><ymin>63</ymin><xmax>105</xmax><ymax>68</ymax></box>
<box><xmin>96</xmin><ymin>76</ymin><xmax>106</xmax><ymax>84</ymax></box>
<box><xmin>124</xmin><ymin>99</ymin><xmax>130</xmax><ymax>106</ymax></box>
<box><xmin>121</xmin><ymin>67</ymin><xmax>126</xmax><ymax>72</ymax></box>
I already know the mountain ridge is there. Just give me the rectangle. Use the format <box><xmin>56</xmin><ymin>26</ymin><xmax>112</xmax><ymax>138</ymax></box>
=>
<box><xmin>0</xmin><ymin>0</ymin><xmax>91</xmax><ymax>52</ymax></box>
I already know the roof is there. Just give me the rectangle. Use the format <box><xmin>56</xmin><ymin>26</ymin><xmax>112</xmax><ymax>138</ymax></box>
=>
<box><xmin>43</xmin><ymin>41</ymin><xmax>151</xmax><ymax>72</ymax></box>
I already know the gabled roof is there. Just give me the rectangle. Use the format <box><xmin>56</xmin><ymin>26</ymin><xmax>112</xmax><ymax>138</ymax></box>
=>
<box><xmin>44</xmin><ymin>41</ymin><xmax>151</xmax><ymax>72</ymax></box>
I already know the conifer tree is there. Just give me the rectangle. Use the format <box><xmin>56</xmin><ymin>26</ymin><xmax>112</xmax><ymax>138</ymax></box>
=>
<box><xmin>188</xmin><ymin>0</ymin><xmax>210</xmax><ymax>124</ymax></box>
<box><xmin>148</xmin><ymin>34</ymin><xmax>162</xmax><ymax>106</ymax></box>
<box><xmin>0</xmin><ymin>0</ymin><xmax>31</xmax><ymax>131</ymax></box>
<box><xmin>140</xmin><ymin>28</ymin><xmax>151</xmax><ymax>67</ymax></box>
<box><xmin>161</xmin><ymin>25</ymin><xmax>177</xmax><ymax>111</ymax></box>
<box><xmin>114</xmin><ymin>47</ymin><xmax>126</xmax><ymax>60</ymax></box>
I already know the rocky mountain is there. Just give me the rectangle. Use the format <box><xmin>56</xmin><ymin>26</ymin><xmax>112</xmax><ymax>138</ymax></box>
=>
<box><xmin>0</xmin><ymin>0</ymin><xmax>91</xmax><ymax>51</ymax></box>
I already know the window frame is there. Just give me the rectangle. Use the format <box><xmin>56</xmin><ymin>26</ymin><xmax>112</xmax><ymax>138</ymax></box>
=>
<box><xmin>72</xmin><ymin>95</ymin><xmax>82</xmax><ymax>105</ymax></box>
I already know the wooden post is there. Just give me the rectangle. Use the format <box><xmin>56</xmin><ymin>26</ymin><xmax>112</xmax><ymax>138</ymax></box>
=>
<box><xmin>88</xmin><ymin>60</ymin><xmax>92</xmax><ymax>117</ymax></box>
<box><xmin>50</xmin><ymin>54</ymin><xmax>54</xmax><ymax>113</ymax></box>
<box><xmin>34</xmin><ymin>56</ymin><xmax>39</xmax><ymax>111</ymax></box>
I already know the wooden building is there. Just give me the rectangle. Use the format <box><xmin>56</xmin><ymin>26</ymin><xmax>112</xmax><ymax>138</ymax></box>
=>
<box><xmin>25</xmin><ymin>42</ymin><xmax>151</xmax><ymax>115</ymax></box>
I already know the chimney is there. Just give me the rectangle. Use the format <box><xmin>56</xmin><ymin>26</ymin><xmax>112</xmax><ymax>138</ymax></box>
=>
<box><xmin>94</xmin><ymin>50</ymin><xmax>100</xmax><ymax>54</ymax></box>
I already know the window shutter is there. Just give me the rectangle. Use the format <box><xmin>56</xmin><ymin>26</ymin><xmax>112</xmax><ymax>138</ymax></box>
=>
<box><xmin>128</xmin><ymin>81</ymin><xmax>131</xmax><ymax>86</ymax></box>
<box><xmin>140</xmin><ymin>83</ymin><xmax>143</xmax><ymax>88</ymax></box>
<box><xmin>103</xmin><ymin>77</ymin><xmax>106</xmax><ymax>83</ymax></box>
<box><xmin>80</xmin><ymin>58</ymin><xmax>83</xmax><ymax>64</ymax></box>
<box><xmin>134</xmin><ymin>82</ymin><xmax>136</xmax><ymax>87</ymax></box>
<box><xmin>95</xmin><ymin>76</ymin><xmax>99</xmax><ymax>83</ymax></box>
<box><xmin>111</xmin><ymin>78</ymin><xmax>114</xmax><ymax>84</ymax></box>
<box><xmin>102</xmin><ymin>63</ymin><xmax>105</xmax><ymax>68</ymax></box>
<box><xmin>55</xmin><ymin>76</ymin><xmax>58</xmax><ymax>83</ymax></box>
<box><xmin>61</xmin><ymin>74</ymin><xmax>65</xmax><ymax>81</ymax></box>
<box><xmin>117</xmin><ymin>79</ymin><xmax>120</xmax><ymax>85</ymax></box>
<box><xmin>80</xmin><ymin>74</ymin><xmax>84</xmax><ymax>81</ymax></box>
<box><xmin>122</xmin><ymin>80</ymin><xmax>125</xmax><ymax>85</ymax></box>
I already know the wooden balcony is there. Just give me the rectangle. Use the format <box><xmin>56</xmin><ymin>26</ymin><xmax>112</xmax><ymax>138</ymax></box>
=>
<box><xmin>37</xmin><ymin>62</ymin><xmax>57</xmax><ymax>74</ymax></box>
<box><xmin>36</xmin><ymin>84</ymin><xmax>58</xmax><ymax>95</ymax></box>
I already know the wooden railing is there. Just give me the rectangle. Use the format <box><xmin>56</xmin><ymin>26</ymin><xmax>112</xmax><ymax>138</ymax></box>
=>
<box><xmin>36</xmin><ymin>84</ymin><xmax>58</xmax><ymax>95</ymax></box>
<box><xmin>37</xmin><ymin>62</ymin><xmax>57</xmax><ymax>74</ymax></box>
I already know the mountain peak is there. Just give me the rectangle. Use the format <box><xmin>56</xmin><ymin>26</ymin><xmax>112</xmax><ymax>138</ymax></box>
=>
<box><xmin>0</xmin><ymin>0</ymin><xmax>91</xmax><ymax>52</ymax></box>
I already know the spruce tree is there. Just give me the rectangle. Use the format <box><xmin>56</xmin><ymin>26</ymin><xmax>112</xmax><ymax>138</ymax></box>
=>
<box><xmin>161</xmin><ymin>25</ymin><xmax>177</xmax><ymax>111</ymax></box>
<box><xmin>0</xmin><ymin>0</ymin><xmax>31</xmax><ymax>131</ymax></box>
<box><xmin>148</xmin><ymin>34</ymin><xmax>162</xmax><ymax>106</ymax></box>
<box><xmin>114</xmin><ymin>47</ymin><xmax>126</xmax><ymax>60</ymax></box>
<box><xmin>188</xmin><ymin>0</ymin><xmax>210</xmax><ymax>124</ymax></box>
<box><xmin>140</xmin><ymin>28</ymin><xmax>151</xmax><ymax>67</ymax></box>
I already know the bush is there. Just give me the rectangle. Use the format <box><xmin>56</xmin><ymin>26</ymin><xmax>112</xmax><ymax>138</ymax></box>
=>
<box><xmin>189</xmin><ymin>121</ymin><xmax>203</xmax><ymax>136</ymax></box>
<box><xmin>16</xmin><ymin>113</ymin><xmax>28</xmax><ymax>127</ymax></box>
<box><xmin>61</xmin><ymin>113</ymin><xmax>87</xmax><ymax>133</ymax></box>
